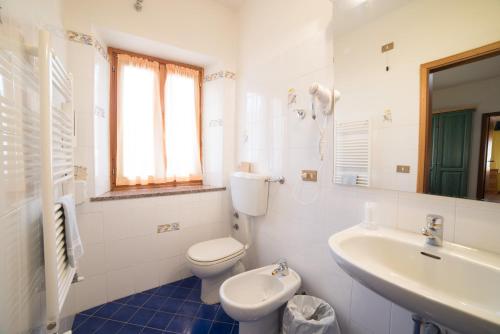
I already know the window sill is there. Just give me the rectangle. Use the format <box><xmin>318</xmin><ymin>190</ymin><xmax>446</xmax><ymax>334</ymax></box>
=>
<box><xmin>90</xmin><ymin>185</ymin><xmax>226</xmax><ymax>202</ymax></box>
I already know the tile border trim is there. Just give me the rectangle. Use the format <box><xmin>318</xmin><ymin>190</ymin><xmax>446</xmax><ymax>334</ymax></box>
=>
<box><xmin>66</xmin><ymin>30</ymin><xmax>109</xmax><ymax>61</ymax></box>
<box><xmin>204</xmin><ymin>71</ymin><xmax>236</xmax><ymax>82</ymax></box>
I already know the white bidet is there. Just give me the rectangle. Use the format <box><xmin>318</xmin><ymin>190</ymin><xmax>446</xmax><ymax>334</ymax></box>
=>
<box><xmin>219</xmin><ymin>264</ymin><xmax>301</xmax><ymax>334</ymax></box>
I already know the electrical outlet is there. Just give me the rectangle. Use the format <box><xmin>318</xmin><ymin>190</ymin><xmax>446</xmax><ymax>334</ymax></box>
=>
<box><xmin>381</xmin><ymin>42</ymin><xmax>394</xmax><ymax>53</ymax></box>
<box><xmin>157</xmin><ymin>223</ymin><xmax>180</xmax><ymax>234</ymax></box>
<box><xmin>396</xmin><ymin>165</ymin><xmax>410</xmax><ymax>174</ymax></box>
<box><xmin>301</xmin><ymin>170</ymin><xmax>318</xmax><ymax>182</ymax></box>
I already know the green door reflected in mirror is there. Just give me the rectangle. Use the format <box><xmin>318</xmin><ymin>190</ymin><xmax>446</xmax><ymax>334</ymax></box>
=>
<box><xmin>429</xmin><ymin>110</ymin><xmax>472</xmax><ymax>198</ymax></box>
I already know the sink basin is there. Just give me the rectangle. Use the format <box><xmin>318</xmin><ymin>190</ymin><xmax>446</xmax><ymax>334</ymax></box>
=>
<box><xmin>328</xmin><ymin>225</ymin><xmax>500</xmax><ymax>334</ymax></box>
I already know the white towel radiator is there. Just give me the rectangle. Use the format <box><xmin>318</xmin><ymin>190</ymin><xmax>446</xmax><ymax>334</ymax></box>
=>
<box><xmin>38</xmin><ymin>30</ymin><xmax>77</xmax><ymax>333</ymax></box>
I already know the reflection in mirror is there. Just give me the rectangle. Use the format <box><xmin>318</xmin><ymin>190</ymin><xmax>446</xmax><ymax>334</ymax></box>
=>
<box><xmin>419</xmin><ymin>49</ymin><xmax>500</xmax><ymax>202</ymax></box>
<box><xmin>332</xmin><ymin>0</ymin><xmax>500</xmax><ymax>203</ymax></box>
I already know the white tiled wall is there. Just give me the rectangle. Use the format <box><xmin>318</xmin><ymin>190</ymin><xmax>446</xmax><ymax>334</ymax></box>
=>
<box><xmin>203</xmin><ymin>77</ymin><xmax>224</xmax><ymax>186</ymax></box>
<box><xmin>65</xmin><ymin>191</ymin><xmax>230</xmax><ymax>315</ymax></box>
<box><xmin>237</xmin><ymin>0</ymin><xmax>500</xmax><ymax>333</ymax></box>
<box><xmin>93</xmin><ymin>45</ymin><xmax>111</xmax><ymax>195</ymax></box>
<box><xmin>68</xmin><ymin>38</ymin><xmax>110</xmax><ymax>198</ymax></box>
<box><xmin>454</xmin><ymin>199</ymin><xmax>500</xmax><ymax>254</ymax></box>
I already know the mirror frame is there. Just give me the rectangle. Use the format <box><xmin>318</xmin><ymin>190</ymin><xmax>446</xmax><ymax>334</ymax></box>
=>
<box><xmin>417</xmin><ymin>41</ymin><xmax>500</xmax><ymax>194</ymax></box>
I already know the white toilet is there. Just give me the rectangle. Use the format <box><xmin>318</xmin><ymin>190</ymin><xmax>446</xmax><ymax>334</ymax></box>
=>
<box><xmin>186</xmin><ymin>172</ymin><xmax>269</xmax><ymax>304</ymax></box>
<box><xmin>220</xmin><ymin>264</ymin><xmax>302</xmax><ymax>334</ymax></box>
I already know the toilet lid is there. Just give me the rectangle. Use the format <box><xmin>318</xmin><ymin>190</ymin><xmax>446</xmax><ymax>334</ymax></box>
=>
<box><xmin>187</xmin><ymin>237</ymin><xmax>245</xmax><ymax>263</ymax></box>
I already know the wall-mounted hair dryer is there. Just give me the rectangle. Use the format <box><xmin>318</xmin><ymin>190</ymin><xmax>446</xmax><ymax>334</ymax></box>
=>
<box><xmin>306</xmin><ymin>83</ymin><xmax>341</xmax><ymax>161</ymax></box>
<box><xmin>309</xmin><ymin>83</ymin><xmax>341</xmax><ymax>119</ymax></box>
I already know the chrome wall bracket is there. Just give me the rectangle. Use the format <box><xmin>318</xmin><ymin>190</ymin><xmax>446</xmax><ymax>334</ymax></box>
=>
<box><xmin>266</xmin><ymin>177</ymin><xmax>285</xmax><ymax>184</ymax></box>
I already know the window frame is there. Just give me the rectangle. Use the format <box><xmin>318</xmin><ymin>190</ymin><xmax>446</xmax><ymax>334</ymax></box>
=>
<box><xmin>108</xmin><ymin>47</ymin><xmax>204</xmax><ymax>190</ymax></box>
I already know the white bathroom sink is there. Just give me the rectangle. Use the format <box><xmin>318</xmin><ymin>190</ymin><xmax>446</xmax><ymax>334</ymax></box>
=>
<box><xmin>328</xmin><ymin>225</ymin><xmax>500</xmax><ymax>334</ymax></box>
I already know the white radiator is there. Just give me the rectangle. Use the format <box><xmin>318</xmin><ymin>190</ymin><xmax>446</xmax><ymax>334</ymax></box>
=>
<box><xmin>38</xmin><ymin>30</ymin><xmax>77</xmax><ymax>334</ymax></box>
<box><xmin>334</xmin><ymin>120</ymin><xmax>371</xmax><ymax>187</ymax></box>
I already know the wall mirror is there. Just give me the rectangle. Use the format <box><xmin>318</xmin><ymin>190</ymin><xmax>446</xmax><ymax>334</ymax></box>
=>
<box><xmin>332</xmin><ymin>0</ymin><xmax>500</xmax><ymax>203</ymax></box>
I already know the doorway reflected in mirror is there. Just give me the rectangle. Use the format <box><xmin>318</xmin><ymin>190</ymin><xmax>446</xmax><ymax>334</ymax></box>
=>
<box><xmin>479</xmin><ymin>113</ymin><xmax>500</xmax><ymax>202</ymax></box>
<box><xmin>418</xmin><ymin>43</ymin><xmax>500</xmax><ymax>203</ymax></box>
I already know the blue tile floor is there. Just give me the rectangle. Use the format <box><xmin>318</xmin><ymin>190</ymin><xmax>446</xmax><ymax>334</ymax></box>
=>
<box><xmin>72</xmin><ymin>276</ymin><xmax>238</xmax><ymax>334</ymax></box>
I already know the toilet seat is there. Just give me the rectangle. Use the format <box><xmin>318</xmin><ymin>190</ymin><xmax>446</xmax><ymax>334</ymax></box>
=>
<box><xmin>187</xmin><ymin>237</ymin><xmax>245</xmax><ymax>265</ymax></box>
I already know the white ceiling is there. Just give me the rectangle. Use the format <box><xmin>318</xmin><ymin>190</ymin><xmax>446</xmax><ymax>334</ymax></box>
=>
<box><xmin>213</xmin><ymin>0</ymin><xmax>245</xmax><ymax>10</ymax></box>
<box><xmin>433</xmin><ymin>54</ymin><xmax>500</xmax><ymax>90</ymax></box>
<box><xmin>98</xmin><ymin>28</ymin><xmax>215</xmax><ymax>67</ymax></box>
<box><xmin>333</xmin><ymin>0</ymin><xmax>413</xmax><ymax>37</ymax></box>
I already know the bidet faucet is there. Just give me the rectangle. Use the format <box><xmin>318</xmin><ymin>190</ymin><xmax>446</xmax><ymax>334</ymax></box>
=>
<box><xmin>272</xmin><ymin>259</ymin><xmax>289</xmax><ymax>276</ymax></box>
<box><xmin>422</xmin><ymin>214</ymin><xmax>443</xmax><ymax>247</ymax></box>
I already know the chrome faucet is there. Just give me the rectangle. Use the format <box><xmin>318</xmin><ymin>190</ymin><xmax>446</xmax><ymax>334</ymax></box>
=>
<box><xmin>422</xmin><ymin>214</ymin><xmax>444</xmax><ymax>247</ymax></box>
<box><xmin>271</xmin><ymin>259</ymin><xmax>289</xmax><ymax>276</ymax></box>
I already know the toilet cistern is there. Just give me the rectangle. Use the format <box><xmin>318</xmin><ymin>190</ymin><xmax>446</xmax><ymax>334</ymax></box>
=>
<box><xmin>421</xmin><ymin>214</ymin><xmax>443</xmax><ymax>247</ymax></box>
<box><xmin>271</xmin><ymin>259</ymin><xmax>289</xmax><ymax>276</ymax></box>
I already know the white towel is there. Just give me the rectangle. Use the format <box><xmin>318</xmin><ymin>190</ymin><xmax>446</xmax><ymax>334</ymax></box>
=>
<box><xmin>341</xmin><ymin>174</ymin><xmax>357</xmax><ymax>185</ymax></box>
<box><xmin>57</xmin><ymin>195</ymin><xmax>84</xmax><ymax>268</ymax></box>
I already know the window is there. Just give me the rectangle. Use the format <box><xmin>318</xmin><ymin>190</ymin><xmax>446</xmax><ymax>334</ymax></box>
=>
<box><xmin>109</xmin><ymin>48</ymin><xmax>203</xmax><ymax>189</ymax></box>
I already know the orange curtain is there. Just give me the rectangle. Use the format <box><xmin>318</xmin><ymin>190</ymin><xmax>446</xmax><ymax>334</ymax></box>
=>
<box><xmin>163</xmin><ymin>64</ymin><xmax>202</xmax><ymax>182</ymax></box>
<box><xmin>115</xmin><ymin>54</ymin><xmax>166</xmax><ymax>186</ymax></box>
<box><xmin>115</xmin><ymin>54</ymin><xmax>202</xmax><ymax>186</ymax></box>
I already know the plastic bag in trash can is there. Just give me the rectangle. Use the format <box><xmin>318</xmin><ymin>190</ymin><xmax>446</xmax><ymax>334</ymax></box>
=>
<box><xmin>282</xmin><ymin>295</ymin><xmax>341</xmax><ymax>334</ymax></box>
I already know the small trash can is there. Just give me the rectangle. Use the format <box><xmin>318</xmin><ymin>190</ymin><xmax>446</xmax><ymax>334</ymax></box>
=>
<box><xmin>282</xmin><ymin>295</ymin><xmax>341</xmax><ymax>334</ymax></box>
